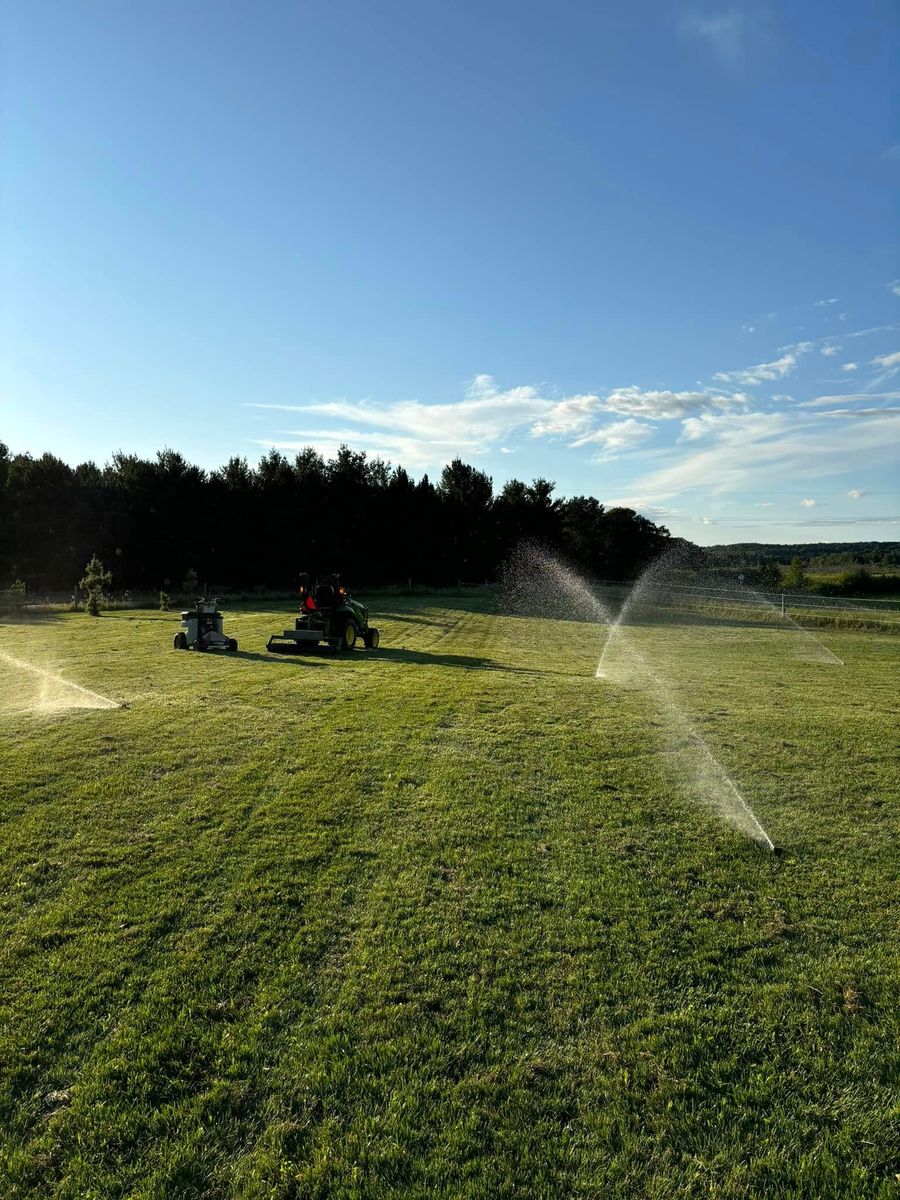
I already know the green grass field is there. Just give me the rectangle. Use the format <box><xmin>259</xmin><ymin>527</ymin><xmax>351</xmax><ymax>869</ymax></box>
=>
<box><xmin>1</xmin><ymin>597</ymin><xmax>897</xmax><ymax>1199</ymax></box>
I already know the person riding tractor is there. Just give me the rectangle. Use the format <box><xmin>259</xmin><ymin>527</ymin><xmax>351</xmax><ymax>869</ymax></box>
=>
<box><xmin>266</xmin><ymin>573</ymin><xmax>380</xmax><ymax>654</ymax></box>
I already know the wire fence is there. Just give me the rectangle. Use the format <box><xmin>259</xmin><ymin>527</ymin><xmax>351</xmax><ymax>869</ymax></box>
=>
<box><xmin>591</xmin><ymin>580</ymin><xmax>900</xmax><ymax>615</ymax></box>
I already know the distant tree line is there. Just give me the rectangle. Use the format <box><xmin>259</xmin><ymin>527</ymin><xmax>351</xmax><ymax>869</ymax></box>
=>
<box><xmin>705</xmin><ymin>541</ymin><xmax>900</xmax><ymax>568</ymax></box>
<box><xmin>0</xmin><ymin>442</ymin><xmax>671</xmax><ymax>594</ymax></box>
<box><xmin>704</xmin><ymin>544</ymin><xmax>900</xmax><ymax>597</ymax></box>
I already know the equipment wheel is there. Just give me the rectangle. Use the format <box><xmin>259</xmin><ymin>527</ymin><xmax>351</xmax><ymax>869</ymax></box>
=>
<box><xmin>364</xmin><ymin>627</ymin><xmax>380</xmax><ymax>649</ymax></box>
<box><xmin>340</xmin><ymin>622</ymin><xmax>358</xmax><ymax>651</ymax></box>
<box><xmin>228</xmin><ymin>638</ymin><xmax>238</xmax><ymax>652</ymax></box>
<box><xmin>174</xmin><ymin>632</ymin><xmax>188</xmax><ymax>650</ymax></box>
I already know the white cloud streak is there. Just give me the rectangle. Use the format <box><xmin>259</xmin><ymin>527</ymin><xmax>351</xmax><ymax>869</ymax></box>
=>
<box><xmin>713</xmin><ymin>343</ymin><xmax>813</xmax><ymax>385</ymax></box>
<box><xmin>249</xmin><ymin>376</ymin><xmax>749</xmax><ymax>467</ymax></box>
<box><xmin>611</xmin><ymin>408</ymin><xmax>900</xmax><ymax>505</ymax></box>
<box><xmin>594</xmin><ymin>386</ymin><xmax>750</xmax><ymax>419</ymax></box>
<box><xmin>679</xmin><ymin>10</ymin><xmax>752</xmax><ymax>62</ymax></box>
<box><xmin>569</xmin><ymin>418</ymin><xmax>654</xmax><ymax>460</ymax></box>
<box><xmin>798</xmin><ymin>391</ymin><xmax>900</xmax><ymax>408</ymax></box>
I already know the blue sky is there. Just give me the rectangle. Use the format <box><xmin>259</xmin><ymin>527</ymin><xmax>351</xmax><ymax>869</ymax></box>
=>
<box><xmin>2</xmin><ymin>0</ymin><xmax>898</xmax><ymax>544</ymax></box>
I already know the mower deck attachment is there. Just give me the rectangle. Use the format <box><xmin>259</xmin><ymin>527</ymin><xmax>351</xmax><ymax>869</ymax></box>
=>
<box><xmin>266</xmin><ymin>629</ymin><xmax>333</xmax><ymax>654</ymax></box>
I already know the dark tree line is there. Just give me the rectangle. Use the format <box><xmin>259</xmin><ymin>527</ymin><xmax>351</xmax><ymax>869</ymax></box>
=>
<box><xmin>0</xmin><ymin>441</ymin><xmax>670</xmax><ymax>593</ymax></box>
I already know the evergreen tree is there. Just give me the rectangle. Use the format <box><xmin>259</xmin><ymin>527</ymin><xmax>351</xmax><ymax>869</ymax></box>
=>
<box><xmin>79</xmin><ymin>555</ymin><xmax>112</xmax><ymax>616</ymax></box>
<box><xmin>1</xmin><ymin>442</ymin><xmax>676</xmax><ymax>590</ymax></box>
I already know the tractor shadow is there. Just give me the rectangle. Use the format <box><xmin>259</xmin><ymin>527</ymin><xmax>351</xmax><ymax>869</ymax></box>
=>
<box><xmin>350</xmin><ymin>647</ymin><xmax>560</xmax><ymax>676</ymax></box>
<box><xmin>232</xmin><ymin>646</ymin><xmax>557</xmax><ymax>676</ymax></box>
<box><xmin>231</xmin><ymin>650</ymin><xmax>330</xmax><ymax>667</ymax></box>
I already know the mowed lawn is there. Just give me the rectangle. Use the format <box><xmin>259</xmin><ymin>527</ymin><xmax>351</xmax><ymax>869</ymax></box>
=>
<box><xmin>0</xmin><ymin>597</ymin><xmax>897</xmax><ymax>1199</ymax></box>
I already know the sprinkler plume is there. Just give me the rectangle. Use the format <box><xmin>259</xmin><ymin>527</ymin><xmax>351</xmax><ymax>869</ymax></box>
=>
<box><xmin>501</xmin><ymin>543</ymin><xmax>776</xmax><ymax>851</ymax></box>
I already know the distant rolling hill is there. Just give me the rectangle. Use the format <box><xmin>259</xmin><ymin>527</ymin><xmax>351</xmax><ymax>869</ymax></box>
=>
<box><xmin>705</xmin><ymin>541</ymin><xmax>899</xmax><ymax>566</ymax></box>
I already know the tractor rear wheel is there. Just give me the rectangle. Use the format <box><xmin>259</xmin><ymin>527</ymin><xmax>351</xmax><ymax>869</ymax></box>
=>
<box><xmin>228</xmin><ymin>638</ymin><xmax>238</xmax><ymax>652</ymax></box>
<box><xmin>340</xmin><ymin>622</ymin><xmax>358</xmax><ymax>651</ymax></box>
<box><xmin>174</xmin><ymin>632</ymin><xmax>188</xmax><ymax>650</ymax></box>
<box><xmin>364</xmin><ymin>628</ymin><xmax>380</xmax><ymax>649</ymax></box>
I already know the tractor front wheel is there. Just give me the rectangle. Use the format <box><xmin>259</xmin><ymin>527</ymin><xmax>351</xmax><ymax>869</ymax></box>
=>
<box><xmin>364</xmin><ymin>628</ymin><xmax>380</xmax><ymax>649</ymax></box>
<box><xmin>174</xmin><ymin>632</ymin><xmax>188</xmax><ymax>650</ymax></box>
<box><xmin>228</xmin><ymin>638</ymin><xmax>238</xmax><ymax>652</ymax></box>
<box><xmin>340</xmin><ymin>622</ymin><xmax>358</xmax><ymax>651</ymax></box>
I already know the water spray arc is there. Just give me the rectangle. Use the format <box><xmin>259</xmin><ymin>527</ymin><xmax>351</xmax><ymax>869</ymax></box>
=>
<box><xmin>502</xmin><ymin>545</ymin><xmax>775</xmax><ymax>851</ymax></box>
<box><xmin>597</xmin><ymin>547</ymin><xmax>844</xmax><ymax>676</ymax></box>
<box><xmin>595</xmin><ymin>551</ymin><xmax>673</xmax><ymax>680</ymax></box>
<box><xmin>737</xmin><ymin>584</ymin><xmax>844</xmax><ymax>666</ymax></box>
<box><xmin>0</xmin><ymin>650</ymin><xmax>120</xmax><ymax>712</ymax></box>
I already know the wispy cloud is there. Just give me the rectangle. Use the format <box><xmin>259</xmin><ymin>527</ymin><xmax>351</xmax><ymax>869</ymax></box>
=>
<box><xmin>816</xmin><ymin>407</ymin><xmax>900</xmax><ymax>419</ymax></box>
<box><xmin>248</xmin><ymin>375</ymin><xmax>752</xmax><ymax>467</ymax></box>
<box><xmin>713</xmin><ymin>345</ymin><xmax>811</xmax><ymax>385</ymax></box>
<box><xmin>246</xmin><ymin>332</ymin><xmax>899</xmax><ymax>517</ymax></box>
<box><xmin>683</xmin><ymin>515</ymin><xmax>899</xmax><ymax>530</ymax></box>
<box><xmin>814</xmin><ymin>298</ymin><xmax>839</xmax><ymax>307</ymax></box>
<box><xmin>596</xmin><ymin>386</ymin><xmax>749</xmax><ymax>420</ymax></box>
<box><xmin>798</xmin><ymin>390</ymin><xmax>900</xmax><ymax>408</ymax></box>
<box><xmin>800</xmin><ymin>498</ymin><xmax>817</xmax><ymax>507</ymax></box>
<box><xmin>679</xmin><ymin>410</ymin><xmax>786</xmax><ymax>442</ymax></box>
<box><xmin>847</xmin><ymin>489</ymin><xmax>865</xmax><ymax>500</ymax></box>
<box><xmin>756</xmin><ymin>516</ymin><xmax>899</xmax><ymax>528</ymax></box>
<box><xmin>527</xmin><ymin>392</ymin><xmax>604</xmax><ymax>437</ymax></box>
<box><xmin>888</xmin><ymin>280</ymin><xmax>900</xmax><ymax>297</ymax></box>
<box><xmin>867</xmin><ymin>350</ymin><xmax>900</xmax><ymax>390</ymax></box>
<box><xmin>845</xmin><ymin>323</ymin><xmax>900</xmax><ymax>339</ymax></box>
<box><xmin>570</xmin><ymin>418</ymin><xmax>654</xmax><ymax>461</ymax></box>
<box><xmin>611</xmin><ymin>408</ymin><xmax>900</xmax><ymax>504</ymax></box>
<box><xmin>250</xmin><ymin>375</ymin><xmax>554</xmax><ymax>466</ymax></box>
<box><xmin>679</xmin><ymin>10</ymin><xmax>757</xmax><ymax>62</ymax></box>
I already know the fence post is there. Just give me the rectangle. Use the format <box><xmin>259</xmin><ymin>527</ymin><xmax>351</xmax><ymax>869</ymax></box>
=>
<box><xmin>781</xmin><ymin>592</ymin><xmax>785</xmax><ymax>616</ymax></box>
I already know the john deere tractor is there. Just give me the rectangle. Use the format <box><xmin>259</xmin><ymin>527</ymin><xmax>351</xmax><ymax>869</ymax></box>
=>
<box><xmin>266</xmin><ymin>574</ymin><xmax>380</xmax><ymax>655</ymax></box>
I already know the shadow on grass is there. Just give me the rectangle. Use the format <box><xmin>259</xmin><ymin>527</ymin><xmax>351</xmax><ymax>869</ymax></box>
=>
<box><xmin>369</xmin><ymin>647</ymin><xmax>539</xmax><ymax>673</ymax></box>
<box><xmin>374</xmin><ymin>612</ymin><xmax>466</xmax><ymax>629</ymax></box>
<box><xmin>0</xmin><ymin>607</ymin><xmax>68</xmax><ymax>626</ymax></box>
<box><xmin>232</xmin><ymin>649</ymin><xmax>330</xmax><ymax>667</ymax></box>
<box><xmin>233</xmin><ymin>644</ymin><xmax>557</xmax><ymax>676</ymax></box>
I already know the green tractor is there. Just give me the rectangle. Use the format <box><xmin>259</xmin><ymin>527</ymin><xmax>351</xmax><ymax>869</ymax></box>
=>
<box><xmin>266</xmin><ymin>574</ymin><xmax>380</xmax><ymax>655</ymax></box>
